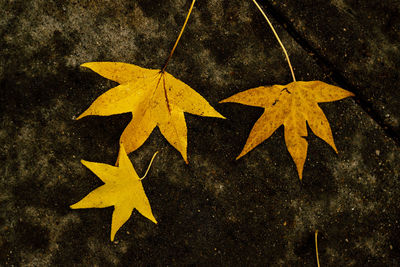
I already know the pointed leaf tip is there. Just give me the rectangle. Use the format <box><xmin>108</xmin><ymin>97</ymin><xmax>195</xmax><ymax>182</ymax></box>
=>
<box><xmin>80</xmin><ymin>159</ymin><xmax>90</xmax><ymax>166</ymax></box>
<box><xmin>235</xmin><ymin>152</ymin><xmax>246</xmax><ymax>160</ymax></box>
<box><xmin>342</xmin><ymin>90</ymin><xmax>355</xmax><ymax>98</ymax></box>
<box><xmin>75</xmin><ymin>113</ymin><xmax>85</xmax><ymax>120</ymax></box>
<box><xmin>80</xmin><ymin>62</ymin><xmax>93</xmax><ymax>68</ymax></box>
<box><xmin>70</xmin><ymin>203</ymin><xmax>79</xmax><ymax>209</ymax></box>
<box><xmin>219</xmin><ymin>98</ymin><xmax>230</xmax><ymax>104</ymax></box>
<box><xmin>147</xmin><ymin>213</ymin><xmax>158</xmax><ymax>224</ymax></box>
<box><xmin>215</xmin><ymin>112</ymin><xmax>227</xmax><ymax>119</ymax></box>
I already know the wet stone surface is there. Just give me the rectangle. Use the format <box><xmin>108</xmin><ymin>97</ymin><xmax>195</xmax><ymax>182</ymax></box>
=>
<box><xmin>1</xmin><ymin>0</ymin><xmax>399</xmax><ymax>265</ymax></box>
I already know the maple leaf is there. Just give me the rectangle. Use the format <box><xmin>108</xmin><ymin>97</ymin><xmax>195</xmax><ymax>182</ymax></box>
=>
<box><xmin>77</xmin><ymin>62</ymin><xmax>224</xmax><ymax>163</ymax></box>
<box><xmin>220</xmin><ymin>81</ymin><xmax>354</xmax><ymax>179</ymax></box>
<box><xmin>70</xmin><ymin>144</ymin><xmax>157</xmax><ymax>241</ymax></box>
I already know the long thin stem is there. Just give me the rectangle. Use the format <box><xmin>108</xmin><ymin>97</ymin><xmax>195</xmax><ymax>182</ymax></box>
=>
<box><xmin>140</xmin><ymin>151</ymin><xmax>159</xmax><ymax>180</ymax></box>
<box><xmin>315</xmin><ymin>230</ymin><xmax>321</xmax><ymax>267</ymax></box>
<box><xmin>161</xmin><ymin>0</ymin><xmax>196</xmax><ymax>73</ymax></box>
<box><xmin>251</xmin><ymin>0</ymin><xmax>296</xmax><ymax>82</ymax></box>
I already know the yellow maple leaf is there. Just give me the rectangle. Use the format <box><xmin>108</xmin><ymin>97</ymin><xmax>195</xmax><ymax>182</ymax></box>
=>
<box><xmin>70</xmin><ymin>144</ymin><xmax>157</xmax><ymax>241</ymax></box>
<box><xmin>77</xmin><ymin>62</ymin><xmax>224</xmax><ymax>163</ymax></box>
<box><xmin>220</xmin><ymin>81</ymin><xmax>354</xmax><ymax>179</ymax></box>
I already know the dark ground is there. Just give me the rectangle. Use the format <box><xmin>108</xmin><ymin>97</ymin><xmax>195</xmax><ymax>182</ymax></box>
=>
<box><xmin>1</xmin><ymin>0</ymin><xmax>400</xmax><ymax>266</ymax></box>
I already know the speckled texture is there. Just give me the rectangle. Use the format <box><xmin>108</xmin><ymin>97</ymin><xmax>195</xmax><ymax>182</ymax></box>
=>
<box><xmin>1</xmin><ymin>0</ymin><xmax>399</xmax><ymax>265</ymax></box>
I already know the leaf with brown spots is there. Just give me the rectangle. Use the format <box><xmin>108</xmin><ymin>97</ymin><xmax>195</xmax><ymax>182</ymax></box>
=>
<box><xmin>77</xmin><ymin>62</ymin><xmax>224</xmax><ymax>163</ymax></box>
<box><xmin>220</xmin><ymin>81</ymin><xmax>354</xmax><ymax>179</ymax></box>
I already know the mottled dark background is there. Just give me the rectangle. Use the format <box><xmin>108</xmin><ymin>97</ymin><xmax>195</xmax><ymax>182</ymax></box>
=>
<box><xmin>1</xmin><ymin>0</ymin><xmax>399</xmax><ymax>266</ymax></box>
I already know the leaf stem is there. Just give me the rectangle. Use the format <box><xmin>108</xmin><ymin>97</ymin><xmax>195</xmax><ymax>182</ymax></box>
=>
<box><xmin>251</xmin><ymin>0</ymin><xmax>296</xmax><ymax>82</ymax></box>
<box><xmin>161</xmin><ymin>0</ymin><xmax>196</xmax><ymax>73</ymax></box>
<box><xmin>315</xmin><ymin>230</ymin><xmax>321</xmax><ymax>267</ymax></box>
<box><xmin>140</xmin><ymin>151</ymin><xmax>159</xmax><ymax>180</ymax></box>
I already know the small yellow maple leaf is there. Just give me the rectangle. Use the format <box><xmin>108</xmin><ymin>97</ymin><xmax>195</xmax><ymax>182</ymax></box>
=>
<box><xmin>70</xmin><ymin>144</ymin><xmax>157</xmax><ymax>241</ymax></box>
<box><xmin>220</xmin><ymin>81</ymin><xmax>354</xmax><ymax>179</ymax></box>
<box><xmin>77</xmin><ymin>62</ymin><xmax>224</xmax><ymax>163</ymax></box>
